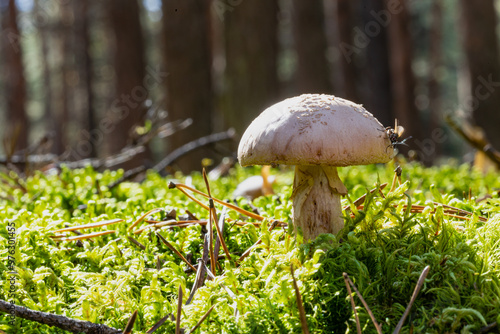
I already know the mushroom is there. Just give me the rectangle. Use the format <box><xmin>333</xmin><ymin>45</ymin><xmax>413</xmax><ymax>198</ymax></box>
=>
<box><xmin>233</xmin><ymin>166</ymin><xmax>276</xmax><ymax>200</ymax></box>
<box><xmin>237</xmin><ymin>94</ymin><xmax>393</xmax><ymax>240</ymax></box>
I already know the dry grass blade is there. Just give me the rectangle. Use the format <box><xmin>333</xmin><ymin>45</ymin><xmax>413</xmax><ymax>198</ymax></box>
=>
<box><xmin>52</xmin><ymin>230</ymin><xmax>115</xmax><ymax>241</ymax></box>
<box><xmin>133</xmin><ymin>219</ymin><xmax>179</xmax><ymax>234</ymax></box>
<box><xmin>237</xmin><ymin>220</ymin><xmax>279</xmax><ymax>265</ymax></box>
<box><xmin>156</xmin><ymin>232</ymin><xmax>197</xmax><ymax>272</ymax></box>
<box><xmin>202</xmin><ymin>168</ymin><xmax>219</xmax><ymax>273</ymax></box>
<box><xmin>212</xmin><ymin>207</ymin><xmax>231</xmax><ymax>260</ymax></box>
<box><xmin>122</xmin><ymin>310</ymin><xmax>137</xmax><ymax>334</ymax></box>
<box><xmin>173</xmin><ymin>185</ymin><xmax>210</xmax><ymax>211</ymax></box>
<box><xmin>344</xmin><ymin>273</ymin><xmax>382</xmax><ymax>334</ymax></box>
<box><xmin>170</xmin><ymin>182</ymin><xmax>265</xmax><ymax>221</ymax></box>
<box><xmin>186</xmin><ymin>235</ymin><xmax>209</xmax><ymax>305</ymax></box>
<box><xmin>189</xmin><ymin>304</ymin><xmax>216</xmax><ymax>333</ymax></box>
<box><xmin>344</xmin><ymin>183</ymin><xmax>387</xmax><ymax>212</ymax></box>
<box><xmin>207</xmin><ymin>200</ymin><xmax>216</xmax><ymax>274</ymax></box>
<box><xmin>204</xmin><ymin>263</ymin><xmax>237</xmax><ymax>299</ymax></box>
<box><xmin>390</xmin><ymin>167</ymin><xmax>401</xmax><ymax>192</ymax></box>
<box><xmin>186</xmin><ymin>259</ymin><xmax>205</xmax><ymax>305</ymax></box>
<box><xmin>146</xmin><ymin>313</ymin><xmax>171</xmax><ymax>333</ymax></box>
<box><xmin>213</xmin><ymin>206</ymin><xmax>228</xmax><ymax>262</ymax></box>
<box><xmin>291</xmin><ymin>265</ymin><xmax>310</xmax><ymax>334</ymax></box>
<box><xmin>202</xmin><ymin>168</ymin><xmax>212</xmax><ymax>198</ymax></box>
<box><xmin>156</xmin><ymin>255</ymin><xmax>162</xmax><ymax>271</ymax></box>
<box><xmin>53</xmin><ymin>218</ymin><xmax>123</xmax><ymax>233</ymax></box>
<box><xmin>175</xmin><ymin>285</ymin><xmax>183</xmax><ymax>334</ymax></box>
<box><xmin>128</xmin><ymin>208</ymin><xmax>164</xmax><ymax>231</ymax></box>
<box><xmin>477</xmin><ymin>322</ymin><xmax>498</xmax><ymax>333</ymax></box>
<box><xmin>350</xmin><ymin>204</ymin><xmax>486</xmax><ymax>222</ymax></box>
<box><xmin>127</xmin><ymin>236</ymin><xmax>146</xmax><ymax>250</ymax></box>
<box><xmin>393</xmin><ymin>266</ymin><xmax>430</xmax><ymax>334</ymax></box>
<box><xmin>343</xmin><ymin>273</ymin><xmax>361</xmax><ymax>334</ymax></box>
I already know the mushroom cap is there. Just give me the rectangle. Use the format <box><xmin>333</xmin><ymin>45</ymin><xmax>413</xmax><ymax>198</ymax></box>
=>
<box><xmin>238</xmin><ymin>94</ymin><xmax>393</xmax><ymax>167</ymax></box>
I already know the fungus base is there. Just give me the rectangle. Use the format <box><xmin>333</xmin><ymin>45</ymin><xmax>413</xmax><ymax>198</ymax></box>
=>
<box><xmin>291</xmin><ymin>165</ymin><xmax>348</xmax><ymax>240</ymax></box>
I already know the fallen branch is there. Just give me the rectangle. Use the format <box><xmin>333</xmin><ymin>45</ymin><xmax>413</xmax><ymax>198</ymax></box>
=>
<box><xmin>0</xmin><ymin>299</ymin><xmax>122</xmax><ymax>334</ymax></box>
<box><xmin>445</xmin><ymin>114</ymin><xmax>500</xmax><ymax>169</ymax></box>
<box><xmin>153</xmin><ymin>129</ymin><xmax>236</xmax><ymax>174</ymax></box>
<box><xmin>106</xmin><ymin>129</ymin><xmax>236</xmax><ymax>190</ymax></box>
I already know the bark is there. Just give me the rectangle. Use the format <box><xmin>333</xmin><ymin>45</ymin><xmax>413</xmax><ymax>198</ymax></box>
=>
<box><xmin>291</xmin><ymin>0</ymin><xmax>332</xmax><ymax>94</ymax></box>
<box><xmin>1</xmin><ymin>0</ymin><xmax>28</xmax><ymax>152</ymax></box>
<box><xmin>223</xmin><ymin>0</ymin><xmax>279</xmax><ymax>134</ymax></box>
<box><xmin>427</xmin><ymin>0</ymin><xmax>443</xmax><ymax>160</ymax></box>
<box><xmin>360</xmin><ymin>0</ymin><xmax>393</xmax><ymax>127</ymax></box>
<box><xmin>106</xmin><ymin>0</ymin><xmax>148</xmax><ymax>163</ymax></box>
<box><xmin>162</xmin><ymin>0</ymin><xmax>214</xmax><ymax>173</ymax></box>
<box><xmin>0</xmin><ymin>299</ymin><xmax>121</xmax><ymax>334</ymax></box>
<box><xmin>460</xmin><ymin>0</ymin><xmax>500</xmax><ymax>151</ymax></box>
<box><xmin>52</xmin><ymin>1</ymin><xmax>72</xmax><ymax>154</ymax></box>
<box><xmin>74</xmin><ymin>0</ymin><xmax>96</xmax><ymax>158</ymax></box>
<box><xmin>385</xmin><ymin>0</ymin><xmax>421</xmax><ymax>155</ymax></box>
<box><xmin>335</xmin><ymin>0</ymin><xmax>359</xmax><ymax>102</ymax></box>
<box><xmin>34</xmin><ymin>0</ymin><xmax>54</xmax><ymax>149</ymax></box>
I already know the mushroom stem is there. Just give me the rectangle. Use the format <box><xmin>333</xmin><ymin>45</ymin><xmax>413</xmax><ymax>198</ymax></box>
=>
<box><xmin>292</xmin><ymin>165</ymin><xmax>348</xmax><ymax>240</ymax></box>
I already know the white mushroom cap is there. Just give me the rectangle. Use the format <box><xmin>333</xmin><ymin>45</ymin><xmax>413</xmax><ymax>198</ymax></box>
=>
<box><xmin>238</xmin><ymin>94</ymin><xmax>393</xmax><ymax>167</ymax></box>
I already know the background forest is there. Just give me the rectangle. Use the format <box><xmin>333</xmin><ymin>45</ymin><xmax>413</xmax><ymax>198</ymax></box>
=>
<box><xmin>1</xmin><ymin>0</ymin><xmax>500</xmax><ymax>173</ymax></box>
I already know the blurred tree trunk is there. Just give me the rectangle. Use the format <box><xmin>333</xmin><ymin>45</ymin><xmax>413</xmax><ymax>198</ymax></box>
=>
<box><xmin>74</xmin><ymin>0</ymin><xmax>96</xmax><ymax>158</ymax></box>
<box><xmin>460</xmin><ymin>0</ymin><xmax>500</xmax><ymax>151</ymax></box>
<box><xmin>428</xmin><ymin>0</ymin><xmax>443</xmax><ymax>159</ymax></box>
<box><xmin>335</xmin><ymin>0</ymin><xmax>359</xmax><ymax>102</ymax></box>
<box><xmin>291</xmin><ymin>0</ymin><xmax>332</xmax><ymax>94</ymax></box>
<box><xmin>223</xmin><ymin>0</ymin><xmax>279</xmax><ymax>134</ymax></box>
<box><xmin>53</xmin><ymin>1</ymin><xmax>72</xmax><ymax>155</ymax></box>
<box><xmin>106</xmin><ymin>0</ymin><xmax>148</xmax><ymax>164</ymax></box>
<box><xmin>162</xmin><ymin>0</ymin><xmax>214</xmax><ymax>173</ymax></box>
<box><xmin>385</xmin><ymin>0</ymin><xmax>421</xmax><ymax>156</ymax></box>
<box><xmin>0</xmin><ymin>0</ymin><xmax>28</xmax><ymax>153</ymax></box>
<box><xmin>360</xmin><ymin>0</ymin><xmax>393</xmax><ymax>127</ymax></box>
<box><xmin>34</xmin><ymin>0</ymin><xmax>54</xmax><ymax>150</ymax></box>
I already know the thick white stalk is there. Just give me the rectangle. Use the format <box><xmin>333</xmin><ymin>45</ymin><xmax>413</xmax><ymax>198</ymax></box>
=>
<box><xmin>291</xmin><ymin>165</ymin><xmax>347</xmax><ymax>240</ymax></box>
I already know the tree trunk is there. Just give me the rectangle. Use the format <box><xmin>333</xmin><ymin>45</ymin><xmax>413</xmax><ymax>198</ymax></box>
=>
<box><xmin>427</xmin><ymin>0</ymin><xmax>443</xmax><ymax>161</ymax></box>
<box><xmin>1</xmin><ymin>0</ymin><xmax>28</xmax><ymax>153</ymax></box>
<box><xmin>162</xmin><ymin>0</ymin><xmax>214</xmax><ymax>173</ymax></box>
<box><xmin>360</xmin><ymin>0</ymin><xmax>393</xmax><ymax>127</ymax></box>
<box><xmin>460</xmin><ymin>0</ymin><xmax>500</xmax><ymax>151</ymax></box>
<box><xmin>223</xmin><ymin>0</ymin><xmax>279</xmax><ymax>134</ymax></box>
<box><xmin>385</xmin><ymin>0</ymin><xmax>421</xmax><ymax>156</ymax></box>
<box><xmin>52</xmin><ymin>1</ymin><xmax>72</xmax><ymax>155</ymax></box>
<box><xmin>106</xmin><ymin>0</ymin><xmax>148</xmax><ymax>165</ymax></box>
<box><xmin>74</xmin><ymin>0</ymin><xmax>96</xmax><ymax>158</ymax></box>
<box><xmin>34</xmin><ymin>0</ymin><xmax>54</xmax><ymax>151</ymax></box>
<box><xmin>335</xmin><ymin>0</ymin><xmax>359</xmax><ymax>102</ymax></box>
<box><xmin>291</xmin><ymin>0</ymin><xmax>332</xmax><ymax>94</ymax></box>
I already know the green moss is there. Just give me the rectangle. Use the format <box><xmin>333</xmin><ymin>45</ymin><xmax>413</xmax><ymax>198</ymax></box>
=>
<box><xmin>0</xmin><ymin>162</ymin><xmax>499</xmax><ymax>333</ymax></box>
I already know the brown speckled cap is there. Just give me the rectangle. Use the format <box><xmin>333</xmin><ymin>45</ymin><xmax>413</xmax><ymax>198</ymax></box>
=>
<box><xmin>238</xmin><ymin>94</ymin><xmax>393</xmax><ymax>167</ymax></box>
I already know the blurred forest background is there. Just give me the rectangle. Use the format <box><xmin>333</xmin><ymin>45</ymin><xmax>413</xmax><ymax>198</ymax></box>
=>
<box><xmin>2</xmin><ymin>0</ymin><xmax>500</xmax><ymax>174</ymax></box>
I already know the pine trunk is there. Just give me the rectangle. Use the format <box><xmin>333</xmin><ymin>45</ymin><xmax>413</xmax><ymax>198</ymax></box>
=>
<box><xmin>385</xmin><ymin>0</ymin><xmax>421</xmax><ymax>156</ymax></box>
<box><xmin>291</xmin><ymin>0</ymin><xmax>332</xmax><ymax>94</ymax></box>
<box><xmin>1</xmin><ymin>0</ymin><xmax>28</xmax><ymax>153</ymax></box>
<box><xmin>162</xmin><ymin>0</ymin><xmax>214</xmax><ymax>173</ymax></box>
<box><xmin>223</xmin><ymin>0</ymin><xmax>279</xmax><ymax>134</ymax></box>
<box><xmin>106</xmin><ymin>0</ymin><xmax>148</xmax><ymax>165</ymax></box>
<box><xmin>460</xmin><ymin>0</ymin><xmax>500</xmax><ymax>151</ymax></box>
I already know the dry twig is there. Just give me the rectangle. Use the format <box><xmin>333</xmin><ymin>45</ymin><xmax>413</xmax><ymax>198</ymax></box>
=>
<box><xmin>393</xmin><ymin>266</ymin><xmax>430</xmax><ymax>334</ymax></box>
